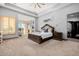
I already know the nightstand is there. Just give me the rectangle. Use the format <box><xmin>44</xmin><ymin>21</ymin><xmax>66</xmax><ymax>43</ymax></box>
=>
<box><xmin>54</xmin><ymin>31</ymin><xmax>63</xmax><ymax>41</ymax></box>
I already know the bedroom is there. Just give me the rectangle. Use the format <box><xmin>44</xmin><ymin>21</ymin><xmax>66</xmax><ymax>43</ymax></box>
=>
<box><xmin>0</xmin><ymin>3</ymin><xmax>79</xmax><ymax>56</ymax></box>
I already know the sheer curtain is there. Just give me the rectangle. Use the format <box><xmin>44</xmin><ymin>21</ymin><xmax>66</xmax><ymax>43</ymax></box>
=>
<box><xmin>0</xmin><ymin>16</ymin><xmax>16</xmax><ymax>35</ymax></box>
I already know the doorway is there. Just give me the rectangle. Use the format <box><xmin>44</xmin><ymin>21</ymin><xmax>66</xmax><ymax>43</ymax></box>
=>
<box><xmin>18</xmin><ymin>20</ymin><xmax>32</xmax><ymax>37</ymax></box>
<box><xmin>67</xmin><ymin>12</ymin><xmax>79</xmax><ymax>39</ymax></box>
<box><xmin>18</xmin><ymin>21</ymin><xmax>28</xmax><ymax>37</ymax></box>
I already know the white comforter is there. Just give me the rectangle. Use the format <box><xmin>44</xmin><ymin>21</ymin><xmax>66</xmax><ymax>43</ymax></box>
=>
<box><xmin>31</xmin><ymin>31</ymin><xmax>53</xmax><ymax>39</ymax></box>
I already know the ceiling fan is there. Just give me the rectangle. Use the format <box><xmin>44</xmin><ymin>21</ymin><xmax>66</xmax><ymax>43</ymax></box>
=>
<box><xmin>33</xmin><ymin>3</ymin><xmax>46</xmax><ymax>8</ymax></box>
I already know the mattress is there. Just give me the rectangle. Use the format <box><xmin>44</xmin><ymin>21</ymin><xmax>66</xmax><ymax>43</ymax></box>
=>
<box><xmin>31</xmin><ymin>32</ymin><xmax>53</xmax><ymax>39</ymax></box>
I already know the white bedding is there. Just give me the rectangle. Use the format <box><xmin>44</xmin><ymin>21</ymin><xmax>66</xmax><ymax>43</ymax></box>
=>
<box><xmin>31</xmin><ymin>31</ymin><xmax>53</xmax><ymax>39</ymax></box>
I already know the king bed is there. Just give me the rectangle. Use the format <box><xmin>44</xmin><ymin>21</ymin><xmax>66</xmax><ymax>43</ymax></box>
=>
<box><xmin>28</xmin><ymin>24</ymin><xmax>54</xmax><ymax>44</ymax></box>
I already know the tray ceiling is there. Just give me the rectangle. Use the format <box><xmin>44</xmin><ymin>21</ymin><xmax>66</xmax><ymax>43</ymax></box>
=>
<box><xmin>12</xmin><ymin>3</ymin><xmax>60</xmax><ymax>14</ymax></box>
<box><xmin>1</xmin><ymin>3</ymin><xmax>71</xmax><ymax>17</ymax></box>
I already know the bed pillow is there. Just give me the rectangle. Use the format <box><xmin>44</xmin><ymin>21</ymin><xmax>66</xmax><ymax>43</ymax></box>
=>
<box><xmin>41</xmin><ymin>29</ymin><xmax>48</xmax><ymax>32</ymax></box>
<box><xmin>44</xmin><ymin>29</ymin><xmax>48</xmax><ymax>32</ymax></box>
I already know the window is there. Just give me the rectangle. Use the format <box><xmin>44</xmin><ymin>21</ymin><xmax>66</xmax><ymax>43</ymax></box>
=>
<box><xmin>0</xmin><ymin>16</ymin><xmax>16</xmax><ymax>35</ymax></box>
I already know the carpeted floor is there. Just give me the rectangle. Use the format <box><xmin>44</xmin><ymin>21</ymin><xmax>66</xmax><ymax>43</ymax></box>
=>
<box><xmin>0</xmin><ymin>36</ymin><xmax>79</xmax><ymax>56</ymax></box>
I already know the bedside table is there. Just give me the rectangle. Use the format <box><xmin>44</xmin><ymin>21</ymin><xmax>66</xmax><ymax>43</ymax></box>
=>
<box><xmin>54</xmin><ymin>31</ymin><xmax>63</xmax><ymax>41</ymax></box>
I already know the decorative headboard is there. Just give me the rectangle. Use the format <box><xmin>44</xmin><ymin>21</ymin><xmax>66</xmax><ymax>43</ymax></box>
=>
<box><xmin>41</xmin><ymin>24</ymin><xmax>54</xmax><ymax>33</ymax></box>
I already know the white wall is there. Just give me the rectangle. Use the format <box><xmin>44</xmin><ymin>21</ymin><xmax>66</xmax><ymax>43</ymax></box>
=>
<box><xmin>0</xmin><ymin>7</ymin><xmax>35</xmax><ymax>21</ymax></box>
<box><xmin>38</xmin><ymin>3</ymin><xmax>79</xmax><ymax>39</ymax></box>
<box><xmin>17</xmin><ymin>14</ymin><xmax>35</xmax><ymax>21</ymax></box>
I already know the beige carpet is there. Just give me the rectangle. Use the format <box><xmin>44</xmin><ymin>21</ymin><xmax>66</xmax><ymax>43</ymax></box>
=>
<box><xmin>0</xmin><ymin>37</ymin><xmax>79</xmax><ymax>56</ymax></box>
